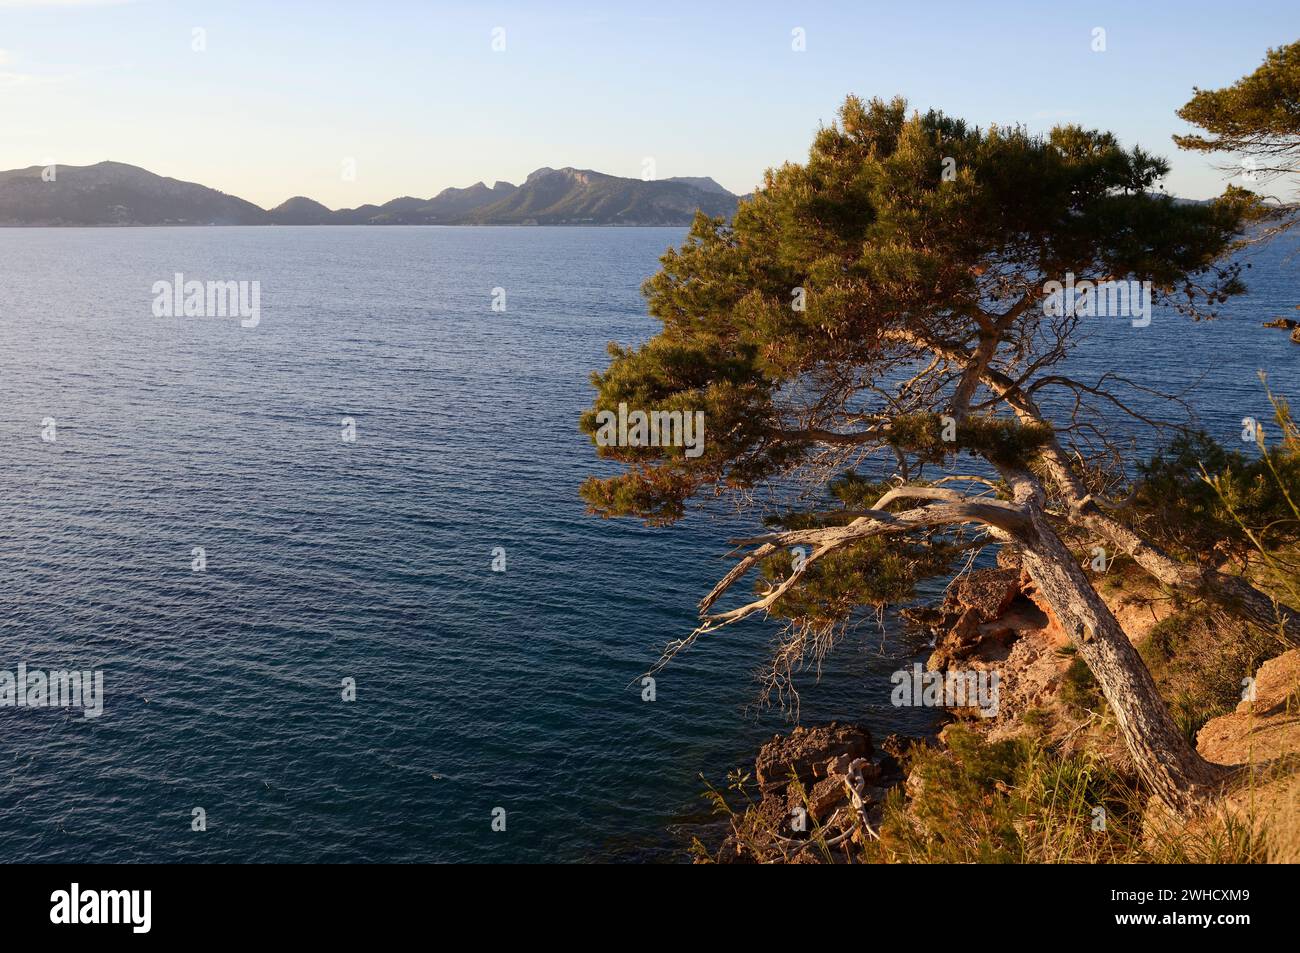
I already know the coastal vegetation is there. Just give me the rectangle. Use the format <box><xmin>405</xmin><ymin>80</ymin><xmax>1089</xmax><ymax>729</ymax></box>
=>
<box><xmin>583</xmin><ymin>47</ymin><xmax>1300</xmax><ymax>857</ymax></box>
<box><xmin>693</xmin><ymin>393</ymin><xmax>1299</xmax><ymax>863</ymax></box>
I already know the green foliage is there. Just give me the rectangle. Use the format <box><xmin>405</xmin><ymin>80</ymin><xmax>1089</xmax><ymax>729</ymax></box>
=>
<box><xmin>886</xmin><ymin>412</ymin><xmax>1054</xmax><ymax>467</ymax></box>
<box><xmin>1138</xmin><ymin>606</ymin><xmax>1278</xmax><ymax>745</ymax></box>
<box><xmin>1208</xmin><ymin>384</ymin><xmax>1300</xmax><ymax>616</ymax></box>
<box><xmin>879</xmin><ymin>726</ymin><xmax>1130</xmax><ymax>863</ymax></box>
<box><xmin>1060</xmin><ymin>657</ymin><xmax>1103</xmax><ymax>713</ymax></box>
<box><xmin>583</xmin><ymin>93</ymin><xmax>1257</xmax><ymax>526</ymax></box>
<box><xmin>1175</xmin><ymin>40</ymin><xmax>1300</xmax><ymax>158</ymax></box>
<box><xmin>1133</xmin><ymin>427</ymin><xmax>1300</xmax><ymax>561</ymax></box>
<box><xmin>827</xmin><ymin>472</ymin><xmax>895</xmax><ymax>511</ymax></box>
<box><xmin>577</xmin><ymin>465</ymin><xmax>700</xmax><ymax>526</ymax></box>
<box><xmin>753</xmin><ymin>469</ymin><xmax>971</xmax><ymax>625</ymax></box>
<box><xmin>578</xmin><ymin>338</ymin><xmax>803</xmax><ymax>522</ymax></box>
<box><xmin>756</xmin><ymin>536</ymin><xmax>962</xmax><ymax>624</ymax></box>
<box><xmin>1175</xmin><ymin>40</ymin><xmax>1300</xmax><ymax>238</ymax></box>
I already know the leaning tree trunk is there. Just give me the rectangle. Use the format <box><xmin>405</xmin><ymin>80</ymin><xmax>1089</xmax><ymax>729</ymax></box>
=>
<box><xmin>982</xmin><ymin>369</ymin><xmax>1300</xmax><ymax>645</ymax></box>
<box><xmin>1007</xmin><ymin>473</ymin><xmax>1229</xmax><ymax>813</ymax></box>
<box><xmin>983</xmin><ymin>355</ymin><xmax>1300</xmax><ymax>643</ymax></box>
<box><xmin>1040</xmin><ymin>445</ymin><xmax>1300</xmax><ymax>647</ymax></box>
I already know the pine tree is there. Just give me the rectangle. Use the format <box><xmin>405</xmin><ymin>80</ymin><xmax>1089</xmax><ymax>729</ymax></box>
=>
<box><xmin>581</xmin><ymin>96</ymin><xmax>1278</xmax><ymax>812</ymax></box>
<box><xmin>1176</xmin><ymin>39</ymin><xmax>1300</xmax><ymax>234</ymax></box>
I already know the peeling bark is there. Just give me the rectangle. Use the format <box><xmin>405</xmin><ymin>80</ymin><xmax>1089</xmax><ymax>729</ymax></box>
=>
<box><xmin>1038</xmin><ymin>444</ymin><xmax>1300</xmax><ymax>647</ymax></box>
<box><xmin>1005</xmin><ymin>470</ymin><xmax>1230</xmax><ymax>812</ymax></box>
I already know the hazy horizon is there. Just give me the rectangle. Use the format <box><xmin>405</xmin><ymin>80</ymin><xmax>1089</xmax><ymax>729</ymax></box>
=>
<box><xmin>1</xmin><ymin>1</ymin><xmax>1297</xmax><ymax>208</ymax></box>
<box><xmin>0</xmin><ymin>157</ymin><xmax>743</xmax><ymax>212</ymax></box>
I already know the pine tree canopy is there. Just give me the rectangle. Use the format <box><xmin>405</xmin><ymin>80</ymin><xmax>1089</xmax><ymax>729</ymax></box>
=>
<box><xmin>1175</xmin><ymin>39</ymin><xmax>1300</xmax><ymax>183</ymax></box>
<box><xmin>581</xmin><ymin>95</ymin><xmax>1263</xmax><ymax>530</ymax></box>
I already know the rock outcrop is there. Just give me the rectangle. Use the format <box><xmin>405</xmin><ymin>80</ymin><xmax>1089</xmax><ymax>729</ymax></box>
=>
<box><xmin>1196</xmin><ymin>649</ymin><xmax>1300</xmax><ymax>862</ymax></box>
<box><xmin>907</xmin><ymin>551</ymin><xmax>1182</xmax><ymax>738</ymax></box>
<box><xmin>754</xmin><ymin>722</ymin><xmax>873</xmax><ymax>794</ymax></box>
<box><xmin>713</xmin><ymin>723</ymin><xmax>909</xmax><ymax>863</ymax></box>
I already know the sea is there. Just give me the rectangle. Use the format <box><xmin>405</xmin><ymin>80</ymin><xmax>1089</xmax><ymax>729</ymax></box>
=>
<box><xmin>0</xmin><ymin>225</ymin><xmax>1294</xmax><ymax>862</ymax></box>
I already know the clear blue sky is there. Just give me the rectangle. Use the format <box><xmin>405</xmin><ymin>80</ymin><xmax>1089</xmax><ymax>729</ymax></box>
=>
<box><xmin>1</xmin><ymin>0</ymin><xmax>1295</xmax><ymax>209</ymax></box>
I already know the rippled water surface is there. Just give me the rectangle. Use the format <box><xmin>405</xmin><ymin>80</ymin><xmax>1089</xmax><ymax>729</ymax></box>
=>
<box><xmin>0</xmin><ymin>226</ymin><xmax>1294</xmax><ymax>862</ymax></box>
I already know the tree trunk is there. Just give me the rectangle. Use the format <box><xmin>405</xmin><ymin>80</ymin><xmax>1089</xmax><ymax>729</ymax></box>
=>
<box><xmin>1007</xmin><ymin>473</ymin><xmax>1229</xmax><ymax>813</ymax></box>
<box><xmin>981</xmin><ymin>369</ymin><xmax>1300</xmax><ymax>646</ymax></box>
<box><xmin>1039</xmin><ymin>444</ymin><xmax>1300</xmax><ymax>647</ymax></box>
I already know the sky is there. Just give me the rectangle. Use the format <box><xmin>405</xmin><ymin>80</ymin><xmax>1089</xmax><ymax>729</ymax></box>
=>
<box><xmin>0</xmin><ymin>0</ymin><xmax>1296</xmax><ymax>210</ymax></box>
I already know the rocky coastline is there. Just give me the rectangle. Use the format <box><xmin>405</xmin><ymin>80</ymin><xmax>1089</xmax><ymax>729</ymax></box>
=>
<box><xmin>702</xmin><ymin>550</ymin><xmax>1300</xmax><ymax>863</ymax></box>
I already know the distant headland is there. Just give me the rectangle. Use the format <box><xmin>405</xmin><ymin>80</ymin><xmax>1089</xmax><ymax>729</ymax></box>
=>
<box><xmin>0</xmin><ymin>161</ymin><xmax>741</xmax><ymax>227</ymax></box>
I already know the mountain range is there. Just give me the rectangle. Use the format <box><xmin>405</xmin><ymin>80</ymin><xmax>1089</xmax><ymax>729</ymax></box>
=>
<box><xmin>0</xmin><ymin>161</ymin><xmax>740</xmax><ymax>226</ymax></box>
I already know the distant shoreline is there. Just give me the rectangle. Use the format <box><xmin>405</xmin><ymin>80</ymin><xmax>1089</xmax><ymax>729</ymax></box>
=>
<box><xmin>0</xmin><ymin>161</ymin><xmax>740</xmax><ymax>229</ymax></box>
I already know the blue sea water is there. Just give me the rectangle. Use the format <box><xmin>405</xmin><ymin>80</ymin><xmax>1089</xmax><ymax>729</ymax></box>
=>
<box><xmin>0</xmin><ymin>226</ymin><xmax>1294</xmax><ymax>863</ymax></box>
